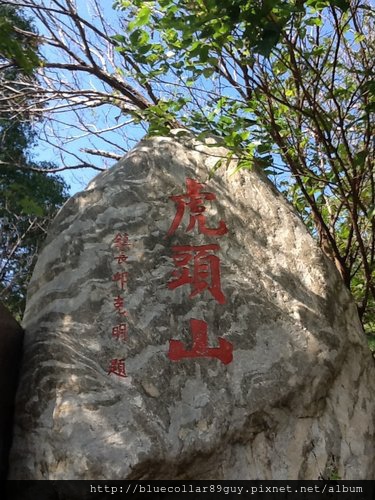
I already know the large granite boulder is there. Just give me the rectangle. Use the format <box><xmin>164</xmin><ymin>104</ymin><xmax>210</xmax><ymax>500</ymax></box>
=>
<box><xmin>9</xmin><ymin>134</ymin><xmax>375</xmax><ymax>479</ymax></box>
<box><xmin>0</xmin><ymin>303</ymin><xmax>23</xmax><ymax>480</ymax></box>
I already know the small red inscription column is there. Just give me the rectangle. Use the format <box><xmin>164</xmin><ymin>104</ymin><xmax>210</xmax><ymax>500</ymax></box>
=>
<box><xmin>108</xmin><ymin>232</ymin><xmax>131</xmax><ymax>378</ymax></box>
<box><xmin>107</xmin><ymin>358</ymin><xmax>127</xmax><ymax>378</ymax></box>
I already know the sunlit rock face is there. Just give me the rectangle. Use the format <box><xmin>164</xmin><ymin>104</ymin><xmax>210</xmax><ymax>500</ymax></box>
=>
<box><xmin>9</xmin><ymin>134</ymin><xmax>375</xmax><ymax>479</ymax></box>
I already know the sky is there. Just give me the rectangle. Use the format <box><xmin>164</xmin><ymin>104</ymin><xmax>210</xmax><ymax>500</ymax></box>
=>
<box><xmin>27</xmin><ymin>0</ymin><xmax>289</xmax><ymax>198</ymax></box>
<box><xmin>29</xmin><ymin>0</ymin><xmax>146</xmax><ymax>196</ymax></box>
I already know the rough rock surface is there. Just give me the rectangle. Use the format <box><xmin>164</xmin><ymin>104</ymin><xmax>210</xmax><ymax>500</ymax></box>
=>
<box><xmin>0</xmin><ymin>303</ymin><xmax>23</xmax><ymax>480</ymax></box>
<box><xmin>9</xmin><ymin>134</ymin><xmax>375</xmax><ymax>479</ymax></box>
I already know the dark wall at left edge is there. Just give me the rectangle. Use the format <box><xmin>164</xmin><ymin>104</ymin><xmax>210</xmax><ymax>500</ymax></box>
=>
<box><xmin>0</xmin><ymin>303</ymin><xmax>24</xmax><ymax>481</ymax></box>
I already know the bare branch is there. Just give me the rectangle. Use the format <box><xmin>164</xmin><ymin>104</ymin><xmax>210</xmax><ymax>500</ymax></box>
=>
<box><xmin>81</xmin><ymin>148</ymin><xmax>122</xmax><ymax>160</ymax></box>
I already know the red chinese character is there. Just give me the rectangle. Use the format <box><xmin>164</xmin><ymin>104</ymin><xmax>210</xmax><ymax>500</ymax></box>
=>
<box><xmin>168</xmin><ymin>318</ymin><xmax>233</xmax><ymax>365</ymax></box>
<box><xmin>167</xmin><ymin>178</ymin><xmax>228</xmax><ymax>237</ymax></box>
<box><xmin>107</xmin><ymin>358</ymin><xmax>127</xmax><ymax>377</ymax></box>
<box><xmin>114</xmin><ymin>233</ymin><xmax>130</xmax><ymax>252</ymax></box>
<box><xmin>112</xmin><ymin>271</ymin><xmax>128</xmax><ymax>290</ymax></box>
<box><xmin>114</xmin><ymin>254</ymin><xmax>128</xmax><ymax>264</ymax></box>
<box><xmin>113</xmin><ymin>295</ymin><xmax>128</xmax><ymax>316</ymax></box>
<box><xmin>168</xmin><ymin>244</ymin><xmax>226</xmax><ymax>304</ymax></box>
<box><xmin>112</xmin><ymin>323</ymin><xmax>128</xmax><ymax>341</ymax></box>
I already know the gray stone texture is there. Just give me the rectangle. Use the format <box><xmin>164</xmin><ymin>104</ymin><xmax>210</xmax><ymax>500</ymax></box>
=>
<box><xmin>9</xmin><ymin>134</ymin><xmax>375</xmax><ymax>479</ymax></box>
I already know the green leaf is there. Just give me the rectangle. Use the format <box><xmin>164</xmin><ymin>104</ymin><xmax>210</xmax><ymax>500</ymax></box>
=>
<box><xmin>128</xmin><ymin>4</ymin><xmax>152</xmax><ymax>30</ymax></box>
<box><xmin>330</xmin><ymin>0</ymin><xmax>350</xmax><ymax>11</ymax></box>
<box><xmin>305</xmin><ymin>16</ymin><xmax>323</xmax><ymax>26</ymax></box>
<box><xmin>368</xmin><ymin>205</ymin><xmax>375</xmax><ymax>221</ymax></box>
<box><xmin>129</xmin><ymin>29</ymin><xmax>150</xmax><ymax>47</ymax></box>
<box><xmin>202</xmin><ymin>67</ymin><xmax>215</xmax><ymax>78</ymax></box>
<box><xmin>19</xmin><ymin>197</ymin><xmax>44</xmax><ymax>216</ymax></box>
<box><xmin>256</xmin><ymin>23</ymin><xmax>282</xmax><ymax>57</ymax></box>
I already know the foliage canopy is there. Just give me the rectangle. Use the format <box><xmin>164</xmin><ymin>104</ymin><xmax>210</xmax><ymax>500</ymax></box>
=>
<box><xmin>0</xmin><ymin>4</ymin><xmax>69</xmax><ymax>318</ymax></box>
<box><xmin>114</xmin><ymin>0</ymin><xmax>375</xmax><ymax>337</ymax></box>
<box><xmin>1</xmin><ymin>0</ymin><xmax>374</xmax><ymax>340</ymax></box>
